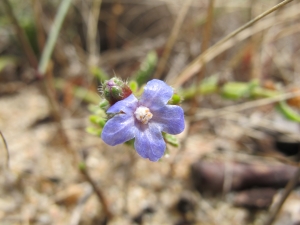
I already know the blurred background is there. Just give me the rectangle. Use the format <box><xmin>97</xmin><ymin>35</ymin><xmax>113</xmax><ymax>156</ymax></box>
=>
<box><xmin>0</xmin><ymin>0</ymin><xmax>300</xmax><ymax>224</ymax></box>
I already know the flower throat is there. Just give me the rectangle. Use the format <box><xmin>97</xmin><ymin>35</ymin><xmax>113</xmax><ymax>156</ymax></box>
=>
<box><xmin>134</xmin><ymin>106</ymin><xmax>153</xmax><ymax>124</ymax></box>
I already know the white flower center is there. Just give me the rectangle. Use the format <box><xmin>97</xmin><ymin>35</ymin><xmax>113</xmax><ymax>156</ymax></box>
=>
<box><xmin>134</xmin><ymin>106</ymin><xmax>153</xmax><ymax>124</ymax></box>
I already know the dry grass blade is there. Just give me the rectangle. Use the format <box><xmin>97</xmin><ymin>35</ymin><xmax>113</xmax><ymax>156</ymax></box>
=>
<box><xmin>87</xmin><ymin>0</ymin><xmax>102</xmax><ymax>67</ymax></box>
<box><xmin>173</xmin><ymin>0</ymin><xmax>295</xmax><ymax>87</ymax></box>
<box><xmin>0</xmin><ymin>131</ymin><xmax>10</xmax><ymax>169</ymax></box>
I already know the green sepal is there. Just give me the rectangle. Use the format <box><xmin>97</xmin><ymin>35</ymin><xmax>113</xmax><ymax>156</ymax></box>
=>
<box><xmin>89</xmin><ymin>115</ymin><xmax>106</xmax><ymax>128</ymax></box>
<box><xmin>99</xmin><ymin>99</ymin><xmax>109</xmax><ymax>111</ymax></box>
<box><xmin>124</xmin><ymin>139</ymin><xmax>134</xmax><ymax>148</ymax></box>
<box><xmin>0</xmin><ymin>56</ymin><xmax>17</xmax><ymax>72</ymax></box>
<box><xmin>129</xmin><ymin>80</ymin><xmax>139</xmax><ymax>93</ymax></box>
<box><xmin>168</xmin><ymin>93</ymin><xmax>181</xmax><ymax>105</ymax></box>
<box><xmin>163</xmin><ymin>133</ymin><xmax>179</xmax><ymax>147</ymax></box>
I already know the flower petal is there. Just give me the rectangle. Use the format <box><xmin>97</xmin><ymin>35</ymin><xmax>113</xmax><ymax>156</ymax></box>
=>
<box><xmin>151</xmin><ymin>105</ymin><xmax>185</xmax><ymax>134</ymax></box>
<box><xmin>134</xmin><ymin>124</ymin><xmax>166</xmax><ymax>162</ymax></box>
<box><xmin>139</xmin><ymin>79</ymin><xmax>173</xmax><ymax>110</ymax></box>
<box><xmin>107</xmin><ymin>94</ymin><xmax>138</xmax><ymax>114</ymax></box>
<box><xmin>101</xmin><ymin>114</ymin><xmax>136</xmax><ymax>146</ymax></box>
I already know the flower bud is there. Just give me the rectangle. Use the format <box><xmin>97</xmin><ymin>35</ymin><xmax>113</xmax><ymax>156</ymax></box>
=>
<box><xmin>102</xmin><ymin>78</ymin><xmax>132</xmax><ymax>105</ymax></box>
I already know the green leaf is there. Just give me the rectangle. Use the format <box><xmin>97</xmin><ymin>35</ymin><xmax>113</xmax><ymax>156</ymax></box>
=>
<box><xmin>251</xmin><ymin>87</ymin><xmax>279</xmax><ymax>98</ymax></box>
<box><xmin>78</xmin><ymin>162</ymin><xmax>86</xmax><ymax>171</ymax></box>
<box><xmin>86</xmin><ymin>126</ymin><xmax>102</xmax><ymax>136</ymax></box>
<box><xmin>0</xmin><ymin>56</ymin><xmax>17</xmax><ymax>72</ymax></box>
<box><xmin>276</xmin><ymin>101</ymin><xmax>300</xmax><ymax>122</ymax></box>
<box><xmin>199</xmin><ymin>75</ymin><xmax>218</xmax><ymax>95</ymax></box>
<box><xmin>22</xmin><ymin>19</ymin><xmax>39</xmax><ymax>55</ymax></box>
<box><xmin>180</xmin><ymin>75</ymin><xmax>218</xmax><ymax>100</ymax></box>
<box><xmin>132</xmin><ymin>51</ymin><xmax>157</xmax><ymax>86</ymax></box>
<box><xmin>222</xmin><ymin>82</ymin><xmax>251</xmax><ymax>100</ymax></box>
<box><xmin>88</xmin><ymin>104</ymin><xmax>105</xmax><ymax>115</ymax></box>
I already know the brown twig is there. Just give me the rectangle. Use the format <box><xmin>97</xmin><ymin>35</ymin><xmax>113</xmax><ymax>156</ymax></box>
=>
<box><xmin>264</xmin><ymin>167</ymin><xmax>300</xmax><ymax>225</ymax></box>
<box><xmin>0</xmin><ymin>131</ymin><xmax>10</xmax><ymax>169</ymax></box>
<box><xmin>2</xmin><ymin>0</ymin><xmax>38</xmax><ymax>69</ymax></box>
<box><xmin>153</xmin><ymin>0</ymin><xmax>193</xmax><ymax>79</ymax></box>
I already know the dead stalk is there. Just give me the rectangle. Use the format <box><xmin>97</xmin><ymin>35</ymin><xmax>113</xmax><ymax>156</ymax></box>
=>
<box><xmin>87</xmin><ymin>0</ymin><xmax>102</xmax><ymax>67</ymax></box>
<box><xmin>174</xmin><ymin>0</ymin><xmax>295</xmax><ymax>87</ymax></box>
<box><xmin>191</xmin><ymin>0</ymin><xmax>215</xmax><ymax>112</ymax></box>
<box><xmin>153</xmin><ymin>0</ymin><xmax>193</xmax><ymax>79</ymax></box>
<box><xmin>2</xmin><ymin>0</ymin><xmax>38</xmax><ymax>68</ymax></box>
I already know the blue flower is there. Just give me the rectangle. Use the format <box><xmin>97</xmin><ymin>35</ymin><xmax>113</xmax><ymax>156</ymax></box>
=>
<box><xmin>101</xmin><ymin>79</ymin><xmax>185</xmax><ymax>162</ymax></box>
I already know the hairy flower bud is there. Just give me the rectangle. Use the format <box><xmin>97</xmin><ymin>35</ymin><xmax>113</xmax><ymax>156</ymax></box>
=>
<box><xmin>102</xmin><ymin>78</ymin><xmax>132</xmax><ymax>105</ymax></box>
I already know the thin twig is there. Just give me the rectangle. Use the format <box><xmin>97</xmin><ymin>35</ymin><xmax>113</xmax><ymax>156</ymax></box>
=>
<box><xmin>153</xmin><ymin>0</ymin><xmax>193</xmax><ymax>79</ymax></box>
<box><xmin>191</xmin><ymin>0</ymin><xmax>215</xmax><ymax>113</ymax></box>
<box><xmin>0</xmin><ymin>131</ymin><xmax>10</xmax><ymax>169</ymax></box>
<box><xmin>174</xmin><ymin>0</ymin><xmax>295</xmax><ymax>87</ymax></box>
<box><xmin>79</xmin><ymin>164</ymin><xmax>113</xmax><ymax>220</ymax></box>
<box><xmin>2</xmin><ymin>0</ymin><xmax>38</xmax><ymax>68</ymax></box>
<box><xmin>197</xmin><ymin>0</ymin><xmax>215</xmax><ymax>83</ymax></box>
<box><xmin>264</xmin><ymin>167</ymin><xmax>300</xmax><ymax>225</ymax></box>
